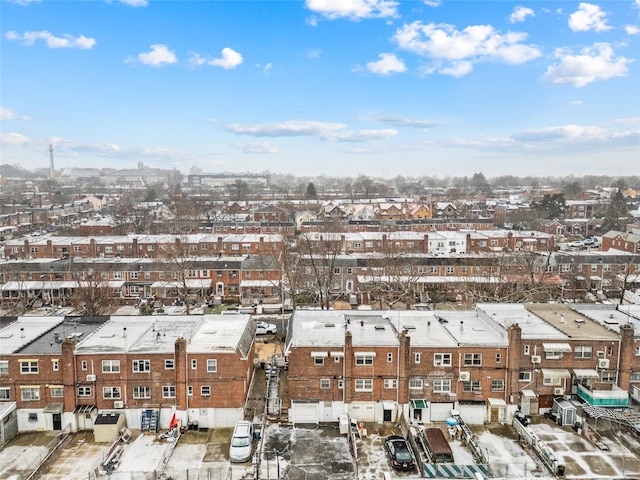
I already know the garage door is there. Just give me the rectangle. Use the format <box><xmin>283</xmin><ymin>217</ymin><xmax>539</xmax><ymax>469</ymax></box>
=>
<box><xmin>429</xmin><ymin>402</ymin><xmax>454</xmax><ymax>422</ymax></box>
<box><xmin>292</xmin><ymin>402</ymin><xmax>319</xmax><ymax>424</ymax></box>
<box><xmin>350</xmin><ymin>402</ymin><xmax>375</xmax><ymax>422</ymax></box>
<box><xmin>457</xmin><ymin>404</ymin><xmax>485</xmax><ymax>425</ymax></box>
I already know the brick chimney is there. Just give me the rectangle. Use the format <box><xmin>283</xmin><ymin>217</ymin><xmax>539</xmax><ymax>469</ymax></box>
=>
<box><xmin>174</xmin><ymin>337</ymin><xmax>187</xmax><ymax>410</ymax></box>
<box><xmin>344</xmin><ymin>330</ymin><xmax>353</xmax><ymax>404</ymax></box>
<box><xmin>618</xmin><ymin>323</ymin><xmax>635</xmax><ymax>391</ymax></box>
<box><xmin>61</xmin><ymin>338</ymin><xmax>77</xmax><ymax>413</ymax></box>
<box><xmin>398</xmin><ymin>330</ymin><xmax>411</xmax><ymax>404</ymax></box>
<box><xmin>507</xmin><ymin>323</ymin><xmax>522</xmax><ymax>404</ymax></box>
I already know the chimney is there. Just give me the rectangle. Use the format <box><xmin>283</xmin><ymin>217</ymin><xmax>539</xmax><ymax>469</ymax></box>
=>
<box><xmin>20</xmin><ymin>327</ymin><xmax>25</xmax><ymax>338</ymax></box>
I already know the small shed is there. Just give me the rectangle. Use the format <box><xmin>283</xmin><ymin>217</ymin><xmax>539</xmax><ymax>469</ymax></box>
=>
<box><xmin>520</xmin><ymin>390</ymin><xmax>538</xmax><ymax>415</ymax></box>
<box><xmin>94</xmin><ymin>412</ymin><xmax>126</xmax><ymax>443</ymax></box>
<box><xmin>0</xmin><ymin>402</ymin><xmax>18</xmax><ymax>445</ymax></box>
<box><xmin>552</xmin><ymin>398</ymin><xmax>576</xmax><ymax>427</ymax></box>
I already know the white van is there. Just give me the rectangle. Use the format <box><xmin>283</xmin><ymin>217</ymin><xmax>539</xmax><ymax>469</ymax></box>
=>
<box><xmin>229</xmin><ymin>420</ymin><xmax>253</xmax><ymax>462</ymax></box>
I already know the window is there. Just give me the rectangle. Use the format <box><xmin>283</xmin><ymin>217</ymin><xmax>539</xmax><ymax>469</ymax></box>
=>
<box><xmin>74</xmin><ymin>245</ymin><xmax>82</xmax><ymax>252</ymax></box>
<box><xmin>28</xmin><ymin>413</ymin><xmax>38</xmax><ymax>422</ymax></box>
<box><xmin>543</xmin><ymin>376</ymin><xmax>561</xmax><ymax>386</ymax></box>
<box><xmin>103</xmin><ymin>387</ymin><xmax>121</xmax><ymax>399</ymax></box>
<box><xmin>574</xmin><ymin>346</ymin><xmax>592</xmax><ymax>359</ymax></box>
<box><xmin>0</xmin><ymin>388</ymin><xmax>9</xmax><ymax>400</ymax></box>
<box><xmin>433</xmin><ymin>379</ymin><xmax>451</xmax><ymax>392</ymax></box>
<box><xmin>607</xmin><ymin>345</ymin><xmax>613</xmax><ymax>356</ymax></box>
<box><xmin>387</xmin><ymin>353</ymin><xmax>393</xmax><ymax>363</ymax></box>
<box><xmin>51</xmin><ymin>359</ymin><xmax>59</xmax><ymax>371</ymax></box>
<box><xmin>163</xmin><ymin>386</ymin><xmax>176</xmax><ymax>398</ymax></box>
<box><xmin>355</xmin><ymin>379</ymin><xmax>373</xmax><ymax>391</ymax></box>
<box><xmin>21</xmin><ymin>387</ymin><xmax>40</xmax><ymax>401</ymax></box>
<box><xmin>463</xmin><ymin>380</ymin><xmax>481</xmax><ymax>392</ymax></box>
<box><xmin>601</xmin><ymin>372</ymin><xmax>616</xmax><ymax>382</ymax></box>
<box><xmin>201</xmin><ymin>386</ymin><xmax>211</xmax><ymax>396</ymax></box>
<box><xmin>636</xmin><ymin>346</ymin><xmax>640</xmax><ymax>356</ymax></box>
<box><xmin>409</xmin><ymin>378</ymin><xmax>423</xmax><ymax>389</ymax></box>
<box><xmin>491</xmin><ymin>379</ymin><xmax>505</xmax><ymax>392</ymax></box>
<box><xmin>0</xmin><ymin>361</ymin><xmax>8</xmax><ymax>375</ymax></box>
<box><xmin>130</xmin><ymin>272</ymin><xmax>138</xmax><ymax>279</ymax></box>
<box><xmin>113</xmin><ymin>271</ymin><xmax>122</xmax><ymax>279</ymax></box>
<box><xmin>191</xmin><ymin>359</ymin><xmax>197</xmax><ymax>370</ymax></box>
<box><xmin>355</xmin><ymin>355</ymin><xmax>374</xmax><ymax>366</ymax></box>
<box><xmin>165</xmin><ymin>359</ymin><xmax>174</xmax><ymax>369</ymax></box>
<box><xmin>20</xmin><ymin>360</ymin><xmax>38</xmax><ymax>374</ymax></box>
<box><xmin>132</xmin><ymin>360</ymin><xmax>150</xmax><ymax>372</ymax></box>
<box><xmin>434</xmin><ymin>353</ymin><xmax>452</xmax><ymax>366</ymax></box>
<box><xmin>446</xmin><ymin>266</ymin><xmax>454</xmax><ymax>274</ymax></box>
<box><xmin>334</xmin><ymin>267</ymin><xmax>341</xmax><ymax>274</ymax></box>
<box><xmin>384</xmin><ymin>379</ymin><xmax>397</xmax><ymax>389</ymax></box>
<box><xmin>133</xmin><ymin>386</ymin><xmax>151</xmax><ymax>399</ymax></box>
<box><xmin>320</xmin><ymin>379</ymin><xmax>331</xmax><ymax>390</ymax></box>
<box><xmin>414</xmin><ymin>353</ymin><xmax>421</xmax><ymax>364</ymax></box>
<box><xmin>523</xmin><ymin>345</ymin><xmax>530</xmax><ymax>355</ymax></box>
<box><xmin>631</xmin><ymin>372</ymin><xmax>640</xmax><ymax>382</ymax></box>
<box><xmin>207</xmin><ymin>359</ymin><xmax>217</xmax><ymax>373</ymax></box>
<box><xmin>102</xmin><ymin>360</ymin><xmax>120</xmax><ymax>373</ymax></box>
<box><xmin>50</xmin><ymin>386</ymin><xmax>64</xmax><ymax>397</ymax></box>
<box><xmin>338</xmin><ymin>379</ymin><xmax>344</xmax><ymax>389</ymax></box>
<box><xmin>519</xmin><ymin>371</ymin><xmax>532</xmax><ymax>382</ymax></box>
<box><xmin>314</xmin><ymin>357</ymin><xmax>324</xmax><ymax>366</ymax></box>
<box><xmin>81</xmin><ymin>360</ymin><xmax>88</xmax><ymax>371</ymax></box>
<box><xmin>495</xmin><ymin>353</ymin><xmax>501</xmax><ymax>364</ymax></box>
<box><xmin>463</xmin><ymin>353</ymin><xmax>482</xmax><ymax>366</ymax></box>
<box><xmin>78</xmin><ymin>386</ymin><xmax>92</xmax><ymax>397</ymax></box>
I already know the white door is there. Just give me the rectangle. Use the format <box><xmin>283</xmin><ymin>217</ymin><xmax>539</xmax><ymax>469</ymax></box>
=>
<box><xmin>457</xmin><ymin>404</ymin><xmax>485</xmax><ymax>425</ymax></box>
<box><xmin>429</xmin><ymin>402</ymin><xmax>454</xmax><ymax>422</ymax></box>
<box><xmin>350</xmin><ymin>402</ymin><xmax>375</xmax><ymax>422</ymax></box>
<box><xmin>292</xmin><ymin>402</ymin><xmax>319</xmax><ymax>424</ymax></box>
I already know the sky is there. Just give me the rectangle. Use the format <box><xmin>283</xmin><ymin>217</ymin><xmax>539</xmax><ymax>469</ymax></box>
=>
<box><xmin>1</xmin><ymin>0</ymin><xmax>639</xmax><ymax>179</ymax></box>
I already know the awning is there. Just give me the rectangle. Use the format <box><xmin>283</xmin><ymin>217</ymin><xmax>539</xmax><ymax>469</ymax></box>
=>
<box><xmin>73</xmin><ymin>405</ymin><xmax>95</xmax><ymax>414</ymax></box>
<box><xmin>330</xmin><ymin>352</ymin><xmax>344</xmax><ymax>358</ymax></box>
<box><xmin>410</xmin><ymin>399</ymin><xmax>427</xmax><ymax>409</ymax></box>
<box><xmin>310</xmin><ymin>351</ymin><xmax>328</xmax><ymax>358</ymax></box>
<box><xmin>541</xmin><ymin>369</ymin><xmax>571</xmax><ymax>380</ymax></box>
<box><xmin>542</xmin><ymin>343</ymin><xmax>572</xmax><ymax>353</ymax></box>
<box><xmin>240</xmin><ymin>280</ymin><xmax>280</xmax><ymax>287</ymax></box>
<box><xmin>573</xmin><ymin>369</ymin><xmax>599</xmax><ymax>378</ymax></box>
<box><xmin>589</xmin><ymin>276</ymin><xmax>602</xmax><ymax>281</ymax></box>
<box><xmin>354</xmin><ymin>352</ymin><xmax>376</xmax><ymax>357</ymax></box>
<box><xmin>521</xmin><ymin>389</ymin><xmax>537</xmax><ymax>398</ymax></box>
<box><xmin>43</xmin><ymin>402</ymin><xmax>64</xmax><ymax>414</ymax></box>
<box><xmin>382</xmin><ymin>401</ymin><xmax>395</xmax><ymax>410</ymax></box>
<box><xmin>487</xmin><ymin>398</ymin><xmax>507</xmax><ymax>407</ymax></box>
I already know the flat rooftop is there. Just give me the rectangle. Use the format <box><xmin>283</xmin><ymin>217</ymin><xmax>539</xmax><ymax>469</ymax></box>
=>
<box><xmin>569</xmin><ymin>304</ymin><xmax>640</xmax><ymax>337</ymax></box>
<box><xmin>477</xmin><ymin>304</ymin><xmax>568</xmax><ymax>340</ymax></box>
<box><xmin>525</xmin><ymin>304</ymin><xmax>619</xmax><ymax>340</ymax></box>
<box><xmin>0</xmin><ymin>316</ymin><xmax>66</xmax><ymax>354</ymax></box>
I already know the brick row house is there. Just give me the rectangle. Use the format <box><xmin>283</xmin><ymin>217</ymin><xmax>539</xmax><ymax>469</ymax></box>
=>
<box><xmin>0</xmin><ymin>315</ymin><xmax>255</xmax><ymax>433</ymax></box>
<box><xmin>284</xmin><ymin>304</ymin><xmax>640</xmax><ymax>425</ymax></box>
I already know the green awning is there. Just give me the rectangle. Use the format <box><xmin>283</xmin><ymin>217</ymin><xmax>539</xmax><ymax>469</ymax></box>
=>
<box><xmin>410</xmin><ymin>399</ymin><xmax>427</xmax><ymax>409</ymax></box>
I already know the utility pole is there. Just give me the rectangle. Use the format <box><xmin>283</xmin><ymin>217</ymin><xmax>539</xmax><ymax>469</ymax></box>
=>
<box><xmin>49</xmin><ymin>144</ymin><xmax>54</xmax><ymax>179</ymax></box>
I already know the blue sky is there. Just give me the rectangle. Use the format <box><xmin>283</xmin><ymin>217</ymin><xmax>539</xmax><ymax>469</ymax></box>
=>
<box><xmin>1</xmin><ymin>0</ymin><xmax>639</xmax><ymax>178</ymax></box>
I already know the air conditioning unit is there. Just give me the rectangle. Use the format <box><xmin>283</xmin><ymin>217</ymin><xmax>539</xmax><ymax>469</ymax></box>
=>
<box><xmin>86</xmin><ymin>374</ymin><xmax>96</xmax><ymax>382</ymax></box>
<box><xmin>598</xmin><ymin>358</ymin><xmax>610</xmax><ymax>369</ymax></box>
<box><xmin>459</xmin><ymin>372</ymin><xmax>471</xmax><ymax>381</ymax></box>
<box><xmin>531</xmin><ymin>355</ymin><xmax>541</xmax><ymax>364</ymax></box>
<box><xmin>596</xmin><ymin>351</ymin><xmax>605</xmax><ymax>358</ymax></box>
<box><xmin>113</xmin><ymin>401</ymin><xmax>124</xmax><ymax>409</ymax></box>
<box><xmin>553</xmin><ymin>387</ymin><xmax>564</xmax><ymax>396</ymax></box>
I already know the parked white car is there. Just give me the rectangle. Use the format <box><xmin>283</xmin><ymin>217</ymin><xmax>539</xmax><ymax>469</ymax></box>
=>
<box><xmin>255</xmin><ymin>321</ymin><xmax>277</xmax><ymax>335</ymax></box>
<box><xmin>229</xmin><ymin>420</ymin><xmax>253</xmax><ymax>462</ymax></box>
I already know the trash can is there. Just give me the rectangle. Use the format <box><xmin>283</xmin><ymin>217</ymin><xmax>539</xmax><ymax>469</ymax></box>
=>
<box><xmin>339</xmin><ymin>414</ymin><xmax>349</xmax><ymax>435</ymax></box>
<box><xmin>556</xmin><ymin>465</ymin><xmax>565</xmax><ymax>477</ymax></box>
<box><xmin>254</xmin><ymin>425</ymin><xmax>262</xmax><ymax>440</ymax></box>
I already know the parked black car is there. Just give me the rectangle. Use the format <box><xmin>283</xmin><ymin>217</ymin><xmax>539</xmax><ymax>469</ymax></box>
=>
<box><xmin>384</xmin><ymin>434</ymin><xmax>416</xmax><ymax>472</ymax></box>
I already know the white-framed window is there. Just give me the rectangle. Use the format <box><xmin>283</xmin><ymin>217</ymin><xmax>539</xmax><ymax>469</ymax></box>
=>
<box><xmin>414</xmin><ymin>352</ymin><xmax>421</xmax><ymax>364</ymax></box>
<box><xmin>132</xmin><ymin>360</ymin><xmax>150</xmax><ymax>372</ymax></box>
<box><xmin>201</xmin><ymin>386</ymin><xmax>211</xmax><ymax>396</ymax></box>
<box><xmin>133</xmin><ymin>386</ymin><xmax>151</xmax><ymax>399</ymax></box>
<box><xmin>463</xmin><ymin>353</ymin><xmax>482</xmax><ymax>366</ymax></box>
<box><xmin>191</xmin><ymin>359</ymin><xmax>197</xmax><ymax>370</ymax></box>
<box><xmin>384</xmin><ymin>379</ymin><xmax>397</xmax><ymax>389</ymax></box>
<box><xmin>81</xmin><ymin>360</ymin><xmax>88</xmax><ymax>371</ymax></box>
<box><xmin>21</xmin><ymin>387</ymin><xmax>40</xmax><ymax>401</ymax></box>
<box><xmin>165</xmin><ymin>359</ymin><xmax>174</xmax><ymax>369</ymax></box>
<box><xmin>163</xmin><ymin>386</ymin><xmax>176</xmax><ymax>398</ymax></box>
<box><xmin>50</xmin><ymin>386</ymin><xmax>64</xmax><ymax>397</ymax></box>
<box><xmin>434</xmin><ymin>353</ymin><xmax>452</xmax><ymax>366</ymax></box>
<box><xmin>102</xmin><ymin>360</ymin><xmax>120</xmax><ymax>373</ymax></box>
<box><xmin>0</xmin><ymin>361</ymin><xmax>9</xmax><ymax>375</ymax></box>
<box><xmin>355</xmin><ymin>355</ymin><xmax>374</xmax><ymax>366</ymax></box>
<box><xmin>519</xmin><ymin>371</ymin><xmax>532</xmax><ymax>382</ymax></box>
<box><xmin>78</xmin><ymin>386</ymin><xmax>92</xmax><ymax>397</ymax></box>
<box><xmin>387</xmin><ymin>353</ymin><xmax>393</xmax><ymax>363</ymax></box>
<box><xmin>0</xmin><ymin>388</ymin><xmax>10</xmax><ymax>400</ymax></box>
<box><xmin>103</xmin><ymin>387</ymin><xmax>121</xmax><ymax>399</ymax></box>
<box><xmin>314</xmin><ymin>357</ymin><xmax>324</xmax><ymax>366</ymax></box>
<box><xmin>433</xmin><ymin>379</ymin><xmax>451</xmax><ymax>392</ymax></box>
<box><xmin>543</xmin><ymin>376</ymin><xmax>561</xmax><ymax>386</ymax></box>
<box><xmin>630</xmin><ymin>372</ymin><xmax>640</xmax><ymax>382</ymax></box>
<box><xmin>338</xmin><ymin>379</ymin><xmax>344</xmax><ymax>389</ymax></box>
<box><xmin>495</xmin><ymin>353</ymin><xmax>502</xmax><ymax>364</ymax></box>
<box><xmin>523</xmin><ymin>345</ymin><xmax>530</xmax><ymax>355</ymax></box>
<box><xmin>130</xmin><ymin>272</ymin><xmax>138</xmax><ymax>279</ymax></box>
<box><xmin>320</xmin><ymin>379</ymin><xmax>331</xmax><ymax>390</ymax></box>
<box><xmin>409</xmin><ymin>378</ymin><xmax>423</xmax><ymax>389</ymax></box>
<box><xmin>446</xmin><ymin>266</ymin><xmax>454</xmax><ymax>274</ymax></box>
<box><xmin>355</xmin><ymin>379</ymin><xmax>373</xmax><ymax>391</ymax></box>
<box><xmin>207</xmin><ymin>359</ymin><xmax>217</xmax><ymax>373</ymax></box>
<box><xmin>20</xmin><ymin>360</ymin><xmax>38</xmax><ymax>374</ymax></box>
<box><xmin>52</xmin><ymin>360</ymin><xmax>59</xmax><ymax>371</ymax></box>
<box><xmin>491</xmin><ymin>379</ymin><xmax>505</xmax><ymax>392</ymax></box>
<box><xmin>187</xmin><ymin>386</ymin><xmax>193</xmax><ymax>396</ymax></box>
<box><xmin>601</xmin><ymin>372</ymin><xmax>616</xmax><ymax>382</ymax></box>
<box><xmin>574</xmin><ymin>346</ymin><xmax>592</xmax><ymax>359</ymax></box>
<box><xmin>463</xmin><ymin>380</ymin><xmax>481</xmax><ymax>392</ymax></box>
<box><xmin>113</xmin><ymin>271</ymin><xmax>122</xmax><ymax>279</ymax></box>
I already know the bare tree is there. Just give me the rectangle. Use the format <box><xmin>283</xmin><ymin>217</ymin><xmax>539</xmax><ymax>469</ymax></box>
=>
<box><xmin>74</xmin><ymin>273</ymin><xmax>114</xmax><ymax>315</ymax></box>
<box><xmin>296</xmin><ymin>233</ymin><xmax>342</xmax><ymax>309</ymax></box>
<box><xmin>164</xmin><ymin>237</ymin><xmax>198</xmax><ymax>314</ymax></box>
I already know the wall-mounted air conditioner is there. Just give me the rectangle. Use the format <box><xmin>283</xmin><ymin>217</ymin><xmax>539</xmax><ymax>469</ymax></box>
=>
<box><xmin>86</xmin><ymin>374</ymin><xmax>96</xmax><ymax>382</ymax></box>
<box><xmin>531</xmin><ymin>355</ymin><xmax>541</xmax><ymax>364</ymax></box>
<box><xmin>459</xmin><ymin>372</ymin><xmax>470</xmax><ymax>381</ymax></box>
<box><xmin>113</xmin><ymin>401</ymin><xmax>124</xmax><ymax>409</ymax></box>
<box><xmin>598</xmin><ymin>358</ymin><xmax>610</xmax><ymax>369</ymax></box>
<box><xmin>553</xmin><ymin>387</ymin><xmax>564</xmax><ymax>396</ymax></box>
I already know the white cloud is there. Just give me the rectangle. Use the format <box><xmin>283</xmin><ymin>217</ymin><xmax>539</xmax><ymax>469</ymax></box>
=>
<box><xmin>393</xmin><ymin>21</ymin><xmax>540</xmax><ymax>76</ymax></box>
<box><xmin>118</xmin><ymin>0</ymin><xmax>148</xmax><ymax>6</ymax></box>
<box><xmin>365</xmin><ymin>53</ymin><xmax>406</xmax><ymax>75</ymax></box>
<box><xmin>543</xmin><ymin>43</ymin><xmax>631</xmax><ymax>87</ymax></box>
<box><xmin>0</xmin><ymin>133</ymin><xmax>35</xmax><ymax>145</ymax></box>
<box><xmin>5</xmin><ymin>30</ymin><xmax>96</xmax><ymax>49</ymax></box>
<box><xmin>232</xmin><ymin>141</ymin><xmax>279</xmax><ymax>154</ymax></box>
<box><xmin>571</xmin><ymin>100</ymin><xmax>584</xmax><ymax>106</ymax></box>
<box><xmin>423</xmin><ymin>0</ymin><xmax>441</xmax><ymax>7</ymax></box>
<box><xmin>509</xmin><ymin>6</ymin><xmax>535</xmax><ymax>23</ymax></box>
<box><xmin>305</xmin><ymin>0</ymin><xmax>399</xmax><ymax>21</ymax></box>
<box><xmin>210</xmin><ymin>48</ymin><xmax>243</xmax><ymax>69</ymax></box>
<box><xmin>0</xmin><ymin>107</ymin><xmax>30</xmax><ymax>121</ymax></box>
<box><xmin>568</xmin><ymin>3</ymin><xmax>611</xmax><ymax>32</ymax></box>
<box><xmin>359</xmin><ymin>113</ymin><xmax>438</xmax><ymax>128</ymax></box>
<box><xmin>225</xmin><ymin>120</ymin><xmax>397</xmax><ymax>143</ymax></box>
<box><xmin>6</xmin><ymin>0</ymin><xmax>41</xmax><ymax>5</ymax></box>
<box><xmin>256</xmin><ymin>63</ymin><xmax>273</xmax><ymax>74</ymax></box>
<box><xmin>128</xmin><ymin>44</ymin><xmax>178</xmax><ymax>66</ymax></box>
<box><xmin>625</xmin><ymin>25</ymin><xmax>640</xmax><ymax>35</ymax></box>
